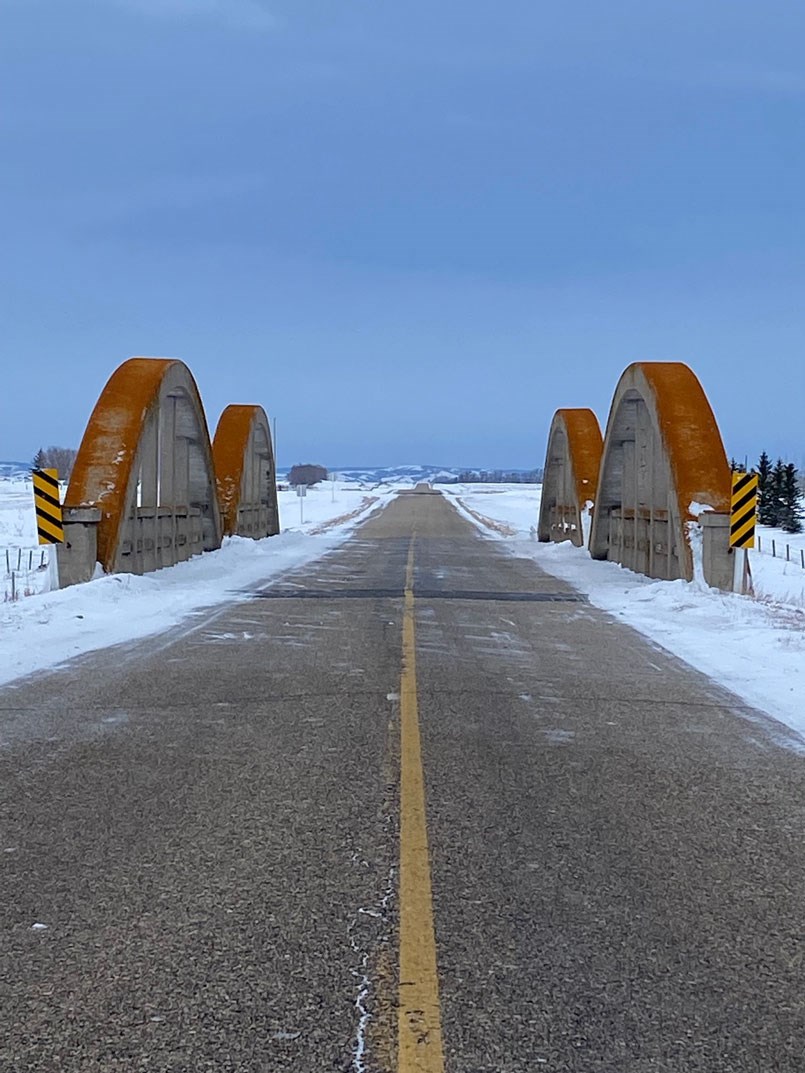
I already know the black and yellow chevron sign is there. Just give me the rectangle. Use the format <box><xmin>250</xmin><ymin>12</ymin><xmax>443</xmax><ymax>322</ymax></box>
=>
<box><xmin>730</xmin><ymin>471</ymin><xmax>758</xmax><ymax>549</ymax></box>
<box><xmin>32</xmin><ymin>468</ymin><xmax>64</xmax><ymax>545</ymax></box>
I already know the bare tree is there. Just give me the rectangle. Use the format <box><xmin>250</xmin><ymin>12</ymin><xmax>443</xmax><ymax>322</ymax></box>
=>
<box><xmin>33</xmin><ymin>446</ymin><xmax>78</xmax><ymax>480</ymax></box>
<box><xmin>289</xmin><ymin>463</ymin><xmax>327</xmax><ymax>487</ymax></box>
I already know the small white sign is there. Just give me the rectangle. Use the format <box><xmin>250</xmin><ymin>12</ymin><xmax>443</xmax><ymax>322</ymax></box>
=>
<box><xmin>296</xmin><ymin>485</ymin><xmax>307</xmax><ymax>498</ymax></box>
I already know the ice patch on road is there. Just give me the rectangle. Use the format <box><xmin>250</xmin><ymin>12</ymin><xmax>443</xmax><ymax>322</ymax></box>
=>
<box><xmin>544</xmin><ymin>728</ymin><xmax>576</xmax><ymax>744</ymax></box>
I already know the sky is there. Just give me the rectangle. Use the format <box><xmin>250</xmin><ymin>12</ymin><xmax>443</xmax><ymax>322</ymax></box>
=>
<box><xmin>2</xmin><ymin>0</ymin><xmax>804</xmax><ymax>469</ymax></box>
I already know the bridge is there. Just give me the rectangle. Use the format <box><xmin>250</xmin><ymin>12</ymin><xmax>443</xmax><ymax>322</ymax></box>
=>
<box><xmin>56</xmin><ymin>355</ymin><xmax>737</xmax><ymax>592</ymax></box>
<box><xmin>2</xmin><ymin>358</ymin><xmax>802</xmax><ymax>1072</ymax></box>
<box><xmin>537</xmin><ymin>361</ymin><xmax>733</xmax><ymax>587</ymax></box>
<box><xmin>58</xmin><ymin>357</ymin><xmax>280</xmax><ymax>586</ymax></box>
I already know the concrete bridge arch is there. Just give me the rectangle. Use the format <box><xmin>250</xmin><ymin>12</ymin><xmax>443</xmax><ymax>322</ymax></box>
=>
<box><xmin>588</xmin><ymin>362</ymin><xmax>730</xmax><ymax>581</ymax></box>
<box><xmin>538</xmin><ymin>408</ymin><xmax>603</xmax><ymax>547</ymax></box>
<box><xmin>213</xmin><ymin>405</ymin><xmax>280</xmax><ymax>539</ymax></box>
<box><xmin>66</xmin><ymin>357</ymin><xmax>222</xmax><ymax>575</ymax></box>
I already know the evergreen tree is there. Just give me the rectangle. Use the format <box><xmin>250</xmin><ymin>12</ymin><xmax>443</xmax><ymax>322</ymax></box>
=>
<box><xmin>768</xmin><ymin>458</ymin><xmax>786</xmax><ymax>528</ymax></box>
<box><xmin>756</xmin><ymin>451</ymin><xmax>774</xmax><ymax>524</ymax></box>
<box><xmin>30</xmin><ymin>445</ymin><xmax>77</xmax><ymax>478</ymax></box>
<box><xmin>780</xmin><ymin>463</ymin><xmax>803</xmax><ymax>534</ymax></box>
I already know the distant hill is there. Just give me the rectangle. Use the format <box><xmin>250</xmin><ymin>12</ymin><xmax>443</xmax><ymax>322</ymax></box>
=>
<box><xmin>0</xmin><ymin>461</ymin><xmax>31</xmax><ymax>479</ymax></box>
<box><xmin>277</xmin><ymin>464</ymin><xmax>542</xmax><ymax>486</ymax></box>
<box><xmin>326</xmin><ymin>465</ymin><xmax>461</xmax><ymax>485</ymax></box>
<box><xmin>1</xmin><ymin>459</ymin><xmax>541</xmax><ymax>486</ymax></box>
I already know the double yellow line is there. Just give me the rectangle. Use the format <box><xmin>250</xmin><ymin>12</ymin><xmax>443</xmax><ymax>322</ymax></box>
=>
<box><xmin>398</xmin><ymin>534</ymin><xmax>445</xmax><ymax>1072</ymax></box>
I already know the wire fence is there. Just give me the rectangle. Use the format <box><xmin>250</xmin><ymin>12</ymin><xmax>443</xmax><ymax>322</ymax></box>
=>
<box><xmin>755</xmin><ymin>535</ymin><xmax>805</xmax><ymax>569</ymax></box>
<box><xmin>2</xmin><ymin>546</ymin><xmax>53</xmax><ymax>602</ymax></box>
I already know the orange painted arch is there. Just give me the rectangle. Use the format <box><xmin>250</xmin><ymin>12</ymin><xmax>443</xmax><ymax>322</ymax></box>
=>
<box><xmin>538</xmin><ymin>408</ymin><xmax>603</xmax><ymax>545</ymax></box>
<box><xmin>589</xmin><ymin>361</ymin><xmax>731</xmax><ymax>578</ymax></box>
<box><xmin>555</xmin><ymin>408</ymin><xmax>603</xmax><ymax>508</ymax></box>
<box><xmin>66</xmin><ymin>357</ymin><xmax>218</xmax><ymax>571</ymax></box>
<box><xmin>212</xmin><ymin>404</ymin><xmax>276</xmax><ymax>536</ymax></box>
<box><xmin>613</xmin><ymin>361</ymin><xmax>730</xmax><ymax>518</ymax></box>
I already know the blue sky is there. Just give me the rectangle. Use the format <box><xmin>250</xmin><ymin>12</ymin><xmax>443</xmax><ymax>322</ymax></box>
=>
<box><xmin>2</xmin><ymin>0</ymin><xmax>804</xmax><ymax>467</ymax></box>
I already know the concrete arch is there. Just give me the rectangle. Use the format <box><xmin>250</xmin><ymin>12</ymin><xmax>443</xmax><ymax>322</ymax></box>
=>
<box><xmin>212</xmin><ymin>405</ymin><xmax>280</xmax><ymax>538</ymax></box>
<box><xmin>538</xmin><ymin>408</ymin><xmax>603</xmax><ymax>547</ymax></box>
<box><xmin>589</xmin><ymin>362</ymin><xmax>730</xmax><ymax>581</ymax></box>
<box><xmin>66</xmin><ymin>357</ymin><xmax>222</xmax><ymax>574</ymax></box>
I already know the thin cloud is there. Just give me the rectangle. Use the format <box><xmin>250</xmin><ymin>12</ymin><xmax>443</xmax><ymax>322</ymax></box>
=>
<box><xmin>109</xmin><ymin>0</ymin><xmax>276</xmax><ymax>31</ymax></box>
<box><xmin>703</xmin><ymin>65</ymin><xmax>805</xmax><ymax>97</ymax></box>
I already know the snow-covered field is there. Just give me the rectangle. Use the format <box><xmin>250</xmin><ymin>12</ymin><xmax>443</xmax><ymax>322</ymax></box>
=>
<box><xmin>0</xmin><ymin>478</ymin><xmax>397</xmax><ymax>688</ymax></box>
<box><xmin>751</xmin><ymin>525</ymin><xmax>805</xmax><ymax>607</ymax></box>
<box><xmin>444</xmin><ymin>484</ymin><xmax>805</xmax><ymax>743</ymax></box>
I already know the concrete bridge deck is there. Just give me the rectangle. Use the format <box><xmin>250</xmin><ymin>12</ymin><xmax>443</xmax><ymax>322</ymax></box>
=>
<box><xmin>1</xmin><ymin>493</ymin><xmax>803</xmax><ymax>1071</ymax></box>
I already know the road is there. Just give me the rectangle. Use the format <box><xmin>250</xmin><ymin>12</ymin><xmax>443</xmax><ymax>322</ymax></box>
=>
<box><xmin>1</xmin><ymin>490</ymin><xmax>804</xmax><ymax>1071</ymax></box>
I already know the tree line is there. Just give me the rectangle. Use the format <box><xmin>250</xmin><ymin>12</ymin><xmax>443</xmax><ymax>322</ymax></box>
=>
<box><xmin>32</xmin><ymin>446</ymin><xmax>78</xmax><ymax>480</ymax></box>
<box><xmin>29</xmin><ymin>449</ymin><xmax>327</xmax><ymax>490</ymax></box>
<box><xmin>731</xmin><ymin>453</ymin><xmax>803</xmax><ymax>534</ymax></box>
<box><xmin>288</xmin><ymin>463</ymin><xmax>328</xmax><ymax>486</ymax></box>
<box><xmin>454</xmin><ymin>469</ymin><xmax>544</xmax><ymax>484</ymax></box>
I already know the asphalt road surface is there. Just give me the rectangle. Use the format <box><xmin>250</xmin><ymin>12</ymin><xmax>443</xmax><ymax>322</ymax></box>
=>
<box><xmin>1</xmin><ymin>491</ymin><xmax>804</xmax><ymax>1072</ymax></box>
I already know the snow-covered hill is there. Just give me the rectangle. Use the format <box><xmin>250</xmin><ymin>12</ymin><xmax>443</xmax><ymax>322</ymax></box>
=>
<box><xmin>3</xmin><ymin>460</ymin><xmax>539</xmax><ymax>487</ymax></box>
<box><xmin>3</xmin><ymin>459</ymin><xmax>455</xmax><ymax>486</ymax></box>
<box><xmin>0</xmin><ymin>460</ymin><xmax>32</xmax><ymax>480</ymax></box>
<box><xmin>278</xmin><ymin>464</ymin><xmax>541</xmax><ymax>486</ymax></box>
<box><xmin>320</xmin><ymin>465</ymin><xmax>460</xmax><ymax>485</ymax></box>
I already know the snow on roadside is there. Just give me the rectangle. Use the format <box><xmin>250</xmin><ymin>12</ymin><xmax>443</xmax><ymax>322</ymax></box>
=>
<box><xmin>0</xmin><ymin>484</ymin><xmax>399</xmax><ymax>689</ymax></box>
<box><xmin>750</xmin><ymin>524</ymin><xmax>805</xmax><ymax>607</ymax></box>
<box><xmin>0</xmin><ymin>478</ymin><xmax>388</xmax><ymax>602</ymax></box>
<box><xmin>276</xmin><ymin>480</ymin><xmax>385</xmax><ymax>534</ymax></box>
<box><xmin>751</xmin><ymin>551</ymin><xmax>805</xmax><ymax>608</ymax></box>
<box><xmin>444</xmin><ymin>484</ymin><xmax>805</xmax><ymax>743</ymax></box>
<box><xmin>445</xmin><ymin>483</ymin><xmax>540</xmax><ymax>537</ymax></box>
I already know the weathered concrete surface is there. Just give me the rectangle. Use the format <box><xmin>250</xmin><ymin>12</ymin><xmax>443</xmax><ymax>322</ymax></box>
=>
<box><xmin>1</xmin><ymin>494</ymin><xmax>804</xmax><ymax>1071</ymax></box>
<box><xmin>590</xmin><ymin>362</ymin><xmax>731</xmax><ymax>582</ymax></box>
<box><xmin>538</xmin><ymin>408</ymin><xmax>602</xmax><ymax>547</ymax></box>
<box><xmin>701</xmin><ymin>511</ymin><xmax>735</xmax><ymax>591</ymax></box>
<box><xmin>56</xmin><ymin>506</ymin><xmax>101</xmax><ymax>588</ymax></box>
<box><xmin>213</xmin><ymin>405</ymin><xmax>280</xmax><ymax>539</ymax></box>
<box><xmin>66</xmin><ymin>358</ymin><xmax>222</xmax><ymax>578</ymax></box>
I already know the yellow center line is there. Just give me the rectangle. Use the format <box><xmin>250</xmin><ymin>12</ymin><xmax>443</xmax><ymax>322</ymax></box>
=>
<box><xmin>398</xmin><ymin>532</ymin><xmax>445</xmax><ymax>1073</ymax></box>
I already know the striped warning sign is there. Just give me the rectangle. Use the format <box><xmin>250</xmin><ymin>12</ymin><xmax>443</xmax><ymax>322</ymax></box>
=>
<box><xmin>32</xmin><ymin>468</ymin><xmax>64</xmax><ymax>545</ymax></box>
<box><xmin>730</xmin><ymin>471</ymin><xmax>758</xmax><ymax>549</ymax></box>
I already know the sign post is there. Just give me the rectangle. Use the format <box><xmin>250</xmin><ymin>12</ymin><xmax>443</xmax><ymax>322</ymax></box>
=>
<box><xmin>32</xmin><ymin>467</ymin><xmax>64</xmax><ymax>591</ymax></box>
<box><xmin>296</xmin><ymin>483</ymin><xmax>307</xmax><ymax>525</ymax></box>
<box><xmin>729</xmin><ymin>471</ymin><xmax>758</xmax><ymax>595</ymax></box>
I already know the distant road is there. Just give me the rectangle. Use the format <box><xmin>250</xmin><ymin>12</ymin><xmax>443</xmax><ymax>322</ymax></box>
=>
<box><xmin>1</xmin><ymin>492</ymin><xmax>803</xmax><ymax>1071</ymax></box>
